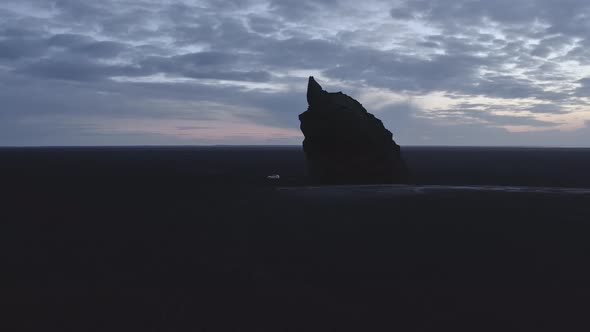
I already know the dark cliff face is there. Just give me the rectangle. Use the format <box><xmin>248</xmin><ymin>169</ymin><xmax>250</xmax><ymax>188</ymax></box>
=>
<box><xmin>299</xmin><ymin>76</ymin><xmax>408</xmax><ymax>184</ymax></box>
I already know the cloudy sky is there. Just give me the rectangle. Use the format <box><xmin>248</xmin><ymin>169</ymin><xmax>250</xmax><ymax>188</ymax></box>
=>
<box><xmin>2</xmin><ymin>0</ymin><xmax>590</xmax><ymax>146</ymax></box>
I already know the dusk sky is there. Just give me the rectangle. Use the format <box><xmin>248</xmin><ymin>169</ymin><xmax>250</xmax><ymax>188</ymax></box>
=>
<box><xmin>2</xmin><ymin>0</ymin><xmax>590</xmax><ymax>146</ymax></box>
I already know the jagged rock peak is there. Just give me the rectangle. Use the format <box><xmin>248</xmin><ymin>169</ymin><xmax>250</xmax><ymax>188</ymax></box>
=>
<box><xmin>299</xmin><ymin>76</ymin><xmax>409</xmax><ymax>184</ymax></box>
<box><xmin>307</xmin><ymin>76</ymin><xmax>328</xmax><ymax>107</ymax></box>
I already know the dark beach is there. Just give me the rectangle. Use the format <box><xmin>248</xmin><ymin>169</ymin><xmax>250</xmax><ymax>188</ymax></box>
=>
<box><xmin>3</xmin><ymin>146</ymin><xmax>590</xmax><ymax>331</ymax></box>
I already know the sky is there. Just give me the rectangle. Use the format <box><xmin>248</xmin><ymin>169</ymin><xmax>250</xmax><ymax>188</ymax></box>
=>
<box><xmin>2</xmin><ymin>0</ymin><xmax>590</xmax><ymax>146</ymax></box>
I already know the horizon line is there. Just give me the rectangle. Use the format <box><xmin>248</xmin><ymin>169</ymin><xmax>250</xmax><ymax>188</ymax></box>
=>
<box><xmin>2</xmin><ymin>144</ymin><xmax>590</xmax><ymax>149</ymax></box>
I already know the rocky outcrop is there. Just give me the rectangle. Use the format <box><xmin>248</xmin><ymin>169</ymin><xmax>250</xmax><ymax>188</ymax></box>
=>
<box><xmin>299</xmin><ymin>77</ymin><xmax>408</xmax><ymax>184</ymax></box>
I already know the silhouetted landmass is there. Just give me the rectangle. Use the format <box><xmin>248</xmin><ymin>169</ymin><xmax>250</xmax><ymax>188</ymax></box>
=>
<box><xmin>3</xmin><ymin>147</ymin><xmax>590</xmax><ymax>331</ymax></box>
<box><xmin>299</xmin><ymin>77</ymin><xmax>408</xmax><ymax>184</ymax></box>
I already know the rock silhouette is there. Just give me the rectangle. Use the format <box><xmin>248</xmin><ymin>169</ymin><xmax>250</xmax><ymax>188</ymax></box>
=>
<box><xmin>299</xmin><ymin>76</ymin><xmax>408</xmax><ymax>184</ymax></box>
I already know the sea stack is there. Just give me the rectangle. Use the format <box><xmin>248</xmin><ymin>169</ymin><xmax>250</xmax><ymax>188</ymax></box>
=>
<box><xmin>299</xmin><ymin>76</ymin><xmax>408</xmax><ymax>184</ymax></box>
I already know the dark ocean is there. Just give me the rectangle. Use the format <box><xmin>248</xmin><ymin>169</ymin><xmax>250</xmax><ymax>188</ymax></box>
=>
<box><xmin>3</xmin><ymin>146</ymin><xmax>590</xmax><ymax>331</ymax></box>
<box><xmin>3</xmin><ymin>145</ymin><xmax>590</xmax><ymax>186</ymax></box>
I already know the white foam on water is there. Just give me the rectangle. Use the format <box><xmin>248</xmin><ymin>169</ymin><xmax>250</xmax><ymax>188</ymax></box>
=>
<box><xmin>277</xmin><ymin>184</ymin><xmax>590</xmax><ymax>196</ymax></box>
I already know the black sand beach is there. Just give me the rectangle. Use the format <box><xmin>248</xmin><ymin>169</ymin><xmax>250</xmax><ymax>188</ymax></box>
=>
<box><xmin>3</xmin><ymin>146</ymin><xmax>590</xmax><ymax>331</ymax></box>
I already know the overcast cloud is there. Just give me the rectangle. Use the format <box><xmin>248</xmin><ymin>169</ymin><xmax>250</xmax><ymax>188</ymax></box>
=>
<box><xmin>2</xmin><ymin>0</ymin><xmax>590</xmax><ymax>146</ymax></box>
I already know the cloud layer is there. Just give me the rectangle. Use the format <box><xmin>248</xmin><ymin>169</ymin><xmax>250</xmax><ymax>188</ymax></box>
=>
<box><xmin>2</xmin><ymin>0</ymin><xmax>590</xmax><ymax>146</ymax></box>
